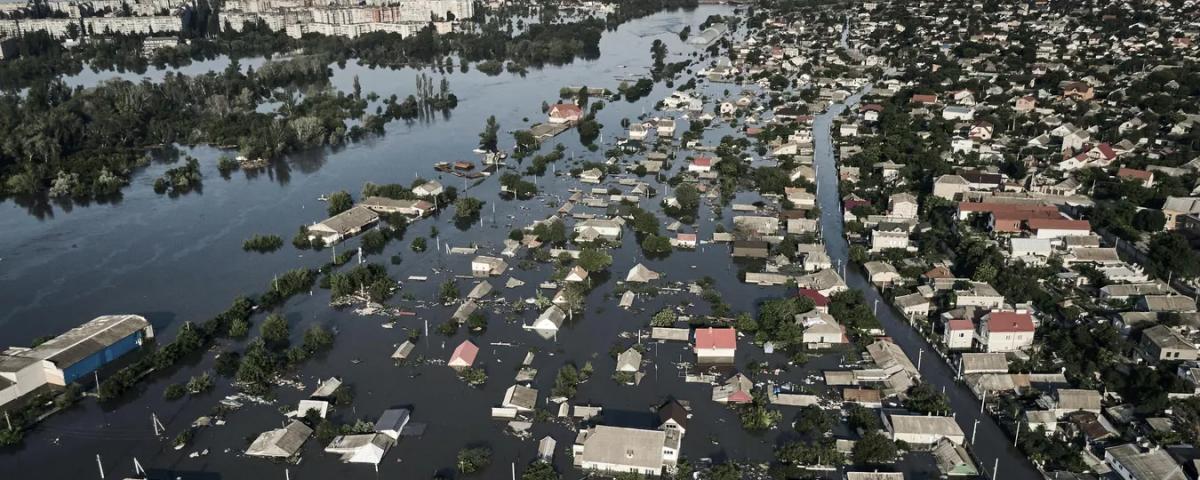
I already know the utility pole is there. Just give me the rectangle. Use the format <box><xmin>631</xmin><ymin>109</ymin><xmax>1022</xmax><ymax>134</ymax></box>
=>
<box><xmin>980</xmin><ymin>389</ymin><xmax>987</xmax><ymax>414</ymax></box>
<box><xmin>4</xmin><ymin>411</ymin><xmax>10</xmax><ymax>430</ymax></box>
<box><xmin>917</xmin><ymin>348</ymin><xmax>924</xmax><ymax>371</ymax></box>
<box><xmin>153</xmin><ymin>413</ymin><xmax>166</xmax><ymax>437</ymax></box>
<box><xmin>94</xmin><ymin>371</ymin><xmax>101</xmax><ymax>393</ymax></box>
<box><xmin>971</xmin><ymin>418</ymin><xmax>979</xmax><ymax>444</ymax></box>
<box><xmin>992</xmin><ymin>457</ymin><xmax>999</xmax><ymax>480</ymax></box>
<box><xmin>96</xmin><ymin>454</ymin><xmax>105</xmax><ymax>479</ymax></box>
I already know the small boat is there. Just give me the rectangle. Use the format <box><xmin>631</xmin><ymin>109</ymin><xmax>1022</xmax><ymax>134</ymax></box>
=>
<box><xmin>317</xmin><ymin>194</ymin><xmax>328</xmax><ymax>201</ymax></box>
<box><xmin>472</xmin><ymin>148</ymin><xmax>487</xmax><ymax>154</ymax></box>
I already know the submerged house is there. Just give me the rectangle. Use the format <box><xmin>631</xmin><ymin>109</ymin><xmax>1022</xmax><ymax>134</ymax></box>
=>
<box><xmin>324</xmin><ymin>433</ymin><xmax>392</xmax><ymax>464</ymax></box>
<box><xmin>712</xmin><ymin>373</ymin><xmax>753</xmax><ymax>403</ymax></box>
<box><xmin>359</xmin><ymin>196</ymin><xmax>434</xmax><ymax>217</ymax></box>
<box><xmin>2</xmin><ymin>314</ymin><xmax>154</xmax><ymax>406</ymax></box>
<box><xmin>309</xmin><ymin>205</ymin><xmax>380</xmax><ymax>245</ymax></box>
<box><xmin>448</xmin><ymin>340</ymin><xmax>479</xmax><ymax>369</ymax></box>
<box><xmin>694</xmin><ymin>327</ymin><xmax>736</xmax><ymax>362</ymax></box>
<box><xmin>526</xmin><ymin>305</ymin><xmax>567</xmax><ymax>336</ymax></box>
<box><xmin>374</xmin><ymin>408</ymin><xmax>411</xmax><ymax>441</ymax></box>
<box><xmin>626</xmin><ymin>264</ymin><xmax>661</xmax><ymax>283</ymax></box>
<box><xmin>573</xmin><ymin>425</ymin><xmax>681</xmax><ymax>476</ymax></box>
<box><xmin>502</xmin><ymin>384</ymin><xmax>539</xmax><ymax>411</ymax></box>
<box><xmin>246</xmin><ymin>420</ymin><xmax>313</xmax><ymax>459</ymax></box>
<box><xmin>471</xmin><ymin>256</ymin><xmax>509</xmax><ymax>276</ymax></box>
<box><xmin>616</xmin><ymin>348</ymin><xmax>642</xmax><ymax>373</ymax></box>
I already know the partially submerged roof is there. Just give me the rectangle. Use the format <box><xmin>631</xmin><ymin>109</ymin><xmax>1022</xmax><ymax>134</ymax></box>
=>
<box><xmin>695</xmin><ymin>327</ymin><xmax>737</xmax><ymax>350</ymax></box>
<box><xmin>374</xmin><ymin>408</ymin><xmax>411</xmax><ymax>434</ymax></box>
<box><xmin>576</xmin><ymin>426</ymin><xmax>667</xmax><ymax>471</ymax></box>
<box><xmin>246</xmin><ymin>420</ymin><xmax>313</xmax><ymax>458</ymax></box>
<box><xmin>503</xmin><ymin>384</ymin><xmax>539</xmax><ymax>410</ymax></box>
<box><xmin>960</xmin><ymin>352</ymin><xmax>1008</xmax><ymax>374</ymax></box>
<box><xmin>888</xmin><ymin>414</ymin><xmax>964</xmax><ymax>439</ymax></box>
<box><xmin>25</xmin><ymin>314</ymin><xmax>151</xmax><ymax>368</ymax></box>
<box><xmin>449</xmin><ymin>340</ymin><xmax>479</xmax><ymax>367</ymax></box>
<box><xmin>315</xmin><ymin>205</ymin><xmax>379</xmax><ymax>234</ymax></box>
<box><xmin>324</xmin><ymin>433</ymin><xmax>392</xmax><ymax>464</ymax></box>
<box><xmin>311</xmin><ymin>377</ymin><xmax>342</xmax><ymax>399</ymax></box>
<box><xmin>626</xmin><ymin>263</ymin><xmax>661</xmax><ymax>283</ymax></box>
<box><xmin>391</xmin><ymin>341</ymin><xmax>416</xmax><ymax>360</ymax></box>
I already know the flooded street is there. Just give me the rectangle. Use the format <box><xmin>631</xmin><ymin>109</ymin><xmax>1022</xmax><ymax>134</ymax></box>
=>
<box><xmin>813</xmin><ymin>90</ymin><xmax>1038</xmax><ymax>478</ymax></box>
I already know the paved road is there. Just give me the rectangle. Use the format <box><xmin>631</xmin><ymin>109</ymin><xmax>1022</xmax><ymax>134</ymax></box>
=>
<box><xmin>811</xmin><ymin>89</ymin><xmax>1041</xmax><ymax>479</ymax></box>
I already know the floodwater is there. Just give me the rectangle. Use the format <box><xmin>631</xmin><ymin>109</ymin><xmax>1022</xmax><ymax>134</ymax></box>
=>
<box><xmin>0</xmin><ymin>5</ymin><xmax>1025</xmax><ymax>479</ymax></box>
<box><xmin>0</xmin><ymin>6</ymin><xmax>852</xmax><ymax>480</ymax></box>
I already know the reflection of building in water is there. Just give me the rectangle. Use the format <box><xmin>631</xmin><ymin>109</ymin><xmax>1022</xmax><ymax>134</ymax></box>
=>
<box><xmin>0</xmin><ymin>16</ymin><xmax>183</xmax><ymax>38</ymax></box>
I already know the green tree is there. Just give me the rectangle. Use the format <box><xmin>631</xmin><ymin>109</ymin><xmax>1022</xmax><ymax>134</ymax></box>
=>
<box><xmin>185</xmin><ymin>372</ymin><xmax>214</xmax><ymax>394</ymax></box>
<box><xmin>903</xmin><ymin>383</ymin><xmax>950</xmax><ymax>415</ymax></box>
<box><xmin>846</xmin><ymin>403</ymin><xmax>881</xmax><ymax>431</ymax></box>
<box><xmin>454</xmin><ymin>197</ymin><xmax>484</xmax><ymax>220</ymax></box>
<box><xmin>849</xmin><ymin>245</ymin><xmax>869</xmax><ymax>264</ymax></box>
<box><xmin>794</xmin><ymin>405</ymin><xmax>833</xmax><ymax>437</ymax></box>
<box><xmin>1148</xmin><ymin>232</ymin><xmax>1199</xmax><ymax>279</ymax></box>
<box><xmin>163</xmin><ymin>383</ymin><xmax>186</xmax><ymax>400</ymax></box>
<box><xmin>1132</xmin><ymin>209</ymin><xmax>1166</xmax><ymax>232</ymax></box>
<box><xmin>479</xmin><ymin>116</ymin><xmax>499</xmax><ymax>152</ymax></box>
<box><xmin>513</xmin><ymin>130</ymin><xmax>537</xmax><ymax>152</ymax></box>
<box><xmin>650</xmin><ymin>308</ymin><xmax>677</xmax><ymax>327</ymax></box>
<box><xmin>411</xmin><ymin>236</ymin><xmax>427</xmax><ymax>252</ymax></box>
<box><xmin>641</xmin><ymin>234</ymin><xmax>672</xmax><ymax>253</ymax></box>
<box><xmin>302</xmin><ymin>325</ymin><xmax>334</xmax><ymax>352</ymax></box>
<box><xmin>235</xmin><ymin>339</ymin><xmax>276</xmax><ymax>394</ymax></box>
<box><xmin>457</xmin><ymin>446</ymin><xmax>492</xmax><ymax>474</ymax></box>
<box><xmin>521</xmin><ymin>461</ymin><xmax>559</xmax><ymax>480</ymax></box>
<box><xmin>439</xmin><ymin>280</ymin><xmax>459</xmax><ymax>302</ymax></box>
<box><xmin>577</xmin><ymin>248</ymin><xmax>612</xmax><ymax>272</ymax></box>
<box><xmin>260</xmin><ymin>313</ymin><xmax>290</xmax><ymax>350</ymax></box>
<box><xmin>851</xmin><ymin>431</ymin><xmax>897</xmax><ymax>466</ymax></box>
<box><xmin>326</xmin><ymin>190</ymin><xmax>353</xmax><ymax>216</ymax></box>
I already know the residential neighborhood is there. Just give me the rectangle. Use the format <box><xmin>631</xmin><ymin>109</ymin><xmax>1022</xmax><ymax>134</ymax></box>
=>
<box><xmin>3</xmin><ymin>0</ymin><xmax>1200</xmax><ymax>479</ymax></box>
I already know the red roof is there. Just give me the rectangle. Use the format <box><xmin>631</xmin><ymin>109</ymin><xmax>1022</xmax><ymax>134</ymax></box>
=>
<box><xmin>449</xmin><ymin>340</ymin><xmax>479</xmax><ymax>366</ymax></box>
<box><xmin>986</xmin><ymin>312</ymin><xmax>1034</xmax><ymax>333</ymax></box>
<box><xmin>693</xmin><ymin>156</ymin><xmax>713</xmax><ymax>167</ymax></box>
<box><xmin>549</xmin><ymin>103</ymin><xmax>582</xmax><ymax>118</ymax></box>
<box><xmin>1116</xmin><ymin>167</ymin><xmax>1152</xmax><ymax>181</ymax></box>
<box><xmin>946</xmin><ymin>319</ymin><xmax>974</xmax><ymax>331</ymax></box>
<box><xmin>1026</xmin><ymin>218</ymin><xmax>1091</xmax><ymax>232</ymax></box>
<box><xmin>727</xmin><ymin>390</ymin><xmax>753</xmax><ymax>404</ymax></box>
<box><xmin>695</xmin><ymin>327</ymin><xmax>737</xmax><ymax>350</ymax></box>
<box><xmin>676</xmin><ymin>233</ymin><xmax>697</xmax><ymax>242</ymax></box>
<box><xmin>844</xmin><ymin>199</ymin><xmax>871</xmax><ymax>211</ymax></box>
<box><xmin>796</xmin><ymin>288</ymin><xmax>830</xmax><ymax>307</ymax></box>
<box><xmin>912</xmin><ymin>94</ymin><xmax>938</xmax><ymax>104</ymax></box>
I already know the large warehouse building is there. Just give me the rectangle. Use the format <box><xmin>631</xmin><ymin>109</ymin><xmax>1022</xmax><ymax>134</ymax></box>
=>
<box><xmin>1</xmin><ymin>315</ymin><xmax>154</xmax><ymax>407</ymax></box>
